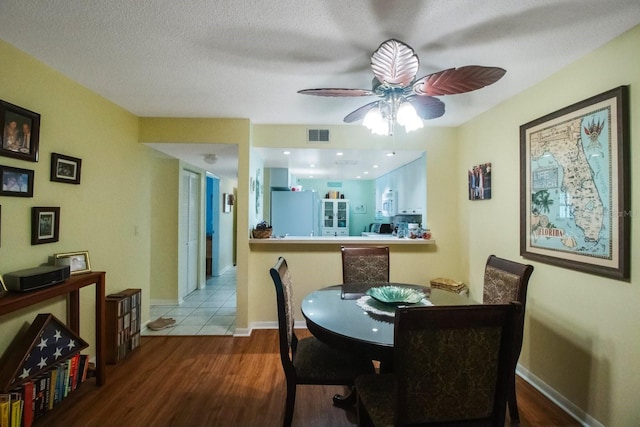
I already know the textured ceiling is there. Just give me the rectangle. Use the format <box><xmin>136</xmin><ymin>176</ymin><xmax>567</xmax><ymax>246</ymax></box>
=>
<box><xmin>1</xmin><ymin>1</ymin><xmax>639</xmax><ymax>179</ymax></box>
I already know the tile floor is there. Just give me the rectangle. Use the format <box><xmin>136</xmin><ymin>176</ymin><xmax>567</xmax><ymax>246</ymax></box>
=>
<box><xmin>143</xmin><ymin>267</ymin><xmax>236</xmax><ymax>336</ymax></box>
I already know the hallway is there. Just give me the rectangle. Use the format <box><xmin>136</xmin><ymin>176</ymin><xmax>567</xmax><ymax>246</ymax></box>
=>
<box><xmin>143</xmin><ymin>267</ymin><xmax>236</xmax><ymax>336</ymax></box>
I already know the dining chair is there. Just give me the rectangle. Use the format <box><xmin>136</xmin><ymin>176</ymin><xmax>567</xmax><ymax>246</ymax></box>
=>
<box><xmin>269</xmin><ymin>256</ymin><xmax>375</xmax><ymax>427</ymax></box>
<box><xmin>355</xmin><ymin>303</ymin><xmax>521</xmax><ymax>427</ymax></box>
<box><xmin>341</xmin><ymin>246</ymin><xmax>389</xmax><ymax>285</ymax></box>
<box><xmin>483</xmin><ymin>254</ymin><xmax>534</xmax><ymax>425</ymax></box>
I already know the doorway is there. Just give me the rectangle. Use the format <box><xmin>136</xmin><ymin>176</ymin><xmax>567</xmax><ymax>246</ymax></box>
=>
<box><xmin>180</xmin><ymin>169</ymin><xmax>200</xmax><ymax>300</ymax></box>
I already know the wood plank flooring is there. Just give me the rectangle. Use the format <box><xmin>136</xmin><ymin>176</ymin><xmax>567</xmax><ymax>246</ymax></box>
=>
<box><xmin>36</xmin><ymin>330</ymin><xmax>580</xmax><ymax>427</ymax></box>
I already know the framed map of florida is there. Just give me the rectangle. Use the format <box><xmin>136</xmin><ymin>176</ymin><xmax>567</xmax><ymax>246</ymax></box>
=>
<box><xmin>520</xmin><ymin>86</ymin><xmax>630</xmax><ymax>281</ymax></box>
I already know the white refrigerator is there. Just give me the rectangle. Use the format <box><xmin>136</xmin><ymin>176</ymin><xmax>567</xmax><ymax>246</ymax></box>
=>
<box><xmin>270</xmin><ymin>190</ymin><xmax>320</xmax><ymax>237</ymax></box>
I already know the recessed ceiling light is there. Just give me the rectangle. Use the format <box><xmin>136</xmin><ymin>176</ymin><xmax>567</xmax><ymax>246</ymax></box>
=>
<box><xmin>336</xmin><ymin>152</ymin><xmax>343</xmax><ymax>156</ymax></box>
<box><xmin>283</xmin><ymin>151</ymin><xmax>291</xmax><ymax>155</ymax></box>
<box><xmin>356</xmin><ymin>176</ymin><xmax>361</xmax><ymax>179</ymax></box>
<box><xmin>373</xmin><ymin>164</ymin><xmax>379</xmax><ymax>168</ymax></box>
<box><xmin>386</xmin><ymin>152</ymin><xmax>395</xmax><ymax>157</ymax></box>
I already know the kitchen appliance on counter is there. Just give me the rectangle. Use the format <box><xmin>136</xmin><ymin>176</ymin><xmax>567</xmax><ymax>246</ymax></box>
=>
<box><xmin>271</xmin><ymin>190</ymin><xmax>321</xmax><ymax>236</ymax></box>
<box><xmin>362</xmin><ymin>222</ymin><xmax>394</xmax><ymax>237</ymax></box>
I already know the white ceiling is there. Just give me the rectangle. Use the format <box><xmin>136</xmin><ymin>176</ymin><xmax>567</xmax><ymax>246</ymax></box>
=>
<box><xmin>1</xmin><ymin>1</ymin><xmax>639</xmax><ymax>179</ymax></box>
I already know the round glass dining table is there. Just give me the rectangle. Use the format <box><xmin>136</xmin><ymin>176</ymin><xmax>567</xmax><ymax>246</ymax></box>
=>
<box><xmin>301</xmin><ymin>283</ymin><xmax>475</xmax><ymax>363</ymax></box>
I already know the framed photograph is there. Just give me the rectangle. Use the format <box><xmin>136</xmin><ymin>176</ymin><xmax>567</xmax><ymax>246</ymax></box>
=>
<box><xmin>54</xmin><ymin>251</ymin><xmax>91</xmax><ymax>275</ymax></box>
<box><xmin>50</xmin><ymin>153</ymin><xmax>82</xmax><ymax>184</ymax></box>
<box><xmin>468</xmin><ymin>162</ymin><xmax>491</xmax><ymax>200</ymax></box>
<box><xmin>0</xmin><ymin>165</ymin><xmax>34</xmax><ymax>197</ymax></box>
<box><xmin>223</xmin><ymin>192</ymin><xmax>231</xmax><ymax>213</ymax></box>
<box><xmin>31</xmin><ymin>207</ymin><xmax>60</xmax><ymax>245</ymax></box>
<box><xmin>520</xmin><ymin>86</ymin><xmax>630</xmax><ymax>280</ymax></box>
<box><xmin>0</xmin><ymin>99</ymin><xmax>40</xmax><ymax>162</ymax></box>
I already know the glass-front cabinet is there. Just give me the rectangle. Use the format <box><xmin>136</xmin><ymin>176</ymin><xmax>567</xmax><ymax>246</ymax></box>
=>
<box><xmin>322</xmin><ymin>199</ymin><xmax>349</xmax><ymax>236</ymax></box>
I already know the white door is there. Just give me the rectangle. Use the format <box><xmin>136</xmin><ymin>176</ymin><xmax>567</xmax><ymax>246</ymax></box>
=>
<box><xmin>181</xmin><ymin>170</ymin><xmax>200</xmax><ymax>298</ymax></box>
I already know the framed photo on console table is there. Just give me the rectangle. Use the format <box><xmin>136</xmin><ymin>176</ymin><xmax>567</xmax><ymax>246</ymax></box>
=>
<box><xmin>54</xmin><ymin>251</ymin><xmax>91</xmax><ymax>275</ymax></box>
<box><xmin>0</xmin><ymin>99</ymin><xmax>40</xmax><ymax>162</ymax></box>
<box><xmin>520</xmin><ymin>86</ymin><xmax>630</xmax><ymax>280</ymax></box>
<box><xmin>31</xmin><ymin>207</ymin><xmax>60</xmax><ymax>245</ymax></box>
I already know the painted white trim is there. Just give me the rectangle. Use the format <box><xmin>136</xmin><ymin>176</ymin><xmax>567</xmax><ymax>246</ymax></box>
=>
<box><xmin>149</xmin><ymin>298</ymin><xmax>181</xmax><ymax>306</ymax></box>
<box><xmin>233</xmin><ymin>320</ymin><xmax>307</xmax><ymax>337</ymax></box>
<box><xmin>516</xmin><ymin>365</ymin><xmax>599</xmax><ymax>427</ymax></box>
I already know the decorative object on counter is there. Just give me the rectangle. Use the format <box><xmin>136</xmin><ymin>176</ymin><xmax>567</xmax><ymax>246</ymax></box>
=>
<box><xmin>0</xmin><ymin>165</ymin><xmax>34</xmax><ymax>197</ymax></box>
<box><xmin>430</xmin><ymin>277</ymin><xmax>468</xmax><ymax>296</ymax></box>
<box><xmin>520</xmin><ymin>85</ymin><xmax>630</xmax><ymax>280</ymax></box>
<box><xmin>0</xmin><ymin>99</ymin><xmax>41</xmax><ymax>162</ymax></box>
<box><xmin>31</xmin><ymin>207</ymin><xmax>60</xmax><ymax>245</ymax></box>
<box><xmin>50</xmin><ymin>153</ymin><xmax>82</xmax><ymax>184</ymax></box>
<box><xmin>252</xmin><ymin>221</ymin><xmax>272</xmax><ymax>239</ymax></box>
<box><xmin>54</xmin><ymin>251</ymin><xmax>91</xmax><ymax>275</ymax></box>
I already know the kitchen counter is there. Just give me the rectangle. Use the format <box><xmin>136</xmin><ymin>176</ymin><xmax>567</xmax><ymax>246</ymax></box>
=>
<box><xmin>249</xmin><ymin>235</ymin><xmax>435</xmax><ymax>245</ymax></box>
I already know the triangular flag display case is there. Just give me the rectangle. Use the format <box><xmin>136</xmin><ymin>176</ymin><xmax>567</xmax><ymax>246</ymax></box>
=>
<box><xmin>0</xmin><ymin>313</ymin><xmax>88</xmax><ymax>392</ymax></box>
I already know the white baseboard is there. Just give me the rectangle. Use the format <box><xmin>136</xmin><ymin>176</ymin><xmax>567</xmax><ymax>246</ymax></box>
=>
<box><xmin>233</xmin><ymin>320</ymin><xmax>306</xmax><ymax>337</ymax></box>
<box><xmin>149</xmin><ymin>298</ymin><xmax>181</xmax><ymax>306</ymax></box>
<box><xmin>516</xmin><ymin>365</ymin><xmax>600</xmax><ymax>427</ymax></box>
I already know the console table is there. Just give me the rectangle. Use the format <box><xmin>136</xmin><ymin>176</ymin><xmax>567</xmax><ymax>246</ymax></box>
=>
<box><xmin>0</xmin><ymin>271</ymin><xmax>106</xmax><ymax>386</ymax></box>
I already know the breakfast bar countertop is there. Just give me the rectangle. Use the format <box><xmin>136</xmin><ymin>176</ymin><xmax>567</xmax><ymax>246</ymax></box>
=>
<box><xmin>249</xmin><ymin>235</ymin><xmax>435</xmax><ymax>245</ymax></box>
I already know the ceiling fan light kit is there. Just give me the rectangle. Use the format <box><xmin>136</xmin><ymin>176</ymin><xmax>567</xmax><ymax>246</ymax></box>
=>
<box><xmin>299</xmin><ymin>39</ymin><xmax>506</xmax><ymax>136</ymax></box>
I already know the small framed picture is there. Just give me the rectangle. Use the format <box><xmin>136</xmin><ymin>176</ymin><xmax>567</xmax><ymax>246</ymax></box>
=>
<box><xmin>50</xmin><ymin>153</ymin><xmax>82</xmax><ymax>184</ymax></box>
<box><xmin>31</xmin><ymin>207</ymin><xmax>60</xmax><ymax>245</ymax></box>
<box><xmin>1</xmin><ymin>99</ymin><xmax>40</xmax><ymax>162</ymax></box>
<box><xmin>468</xmin><ymin>162</ymin><xmax>492</xmax><ymax>201</ymax></box>
<box><xmin>54</xmin><ymin>251</ymin><xmax>91</xmax><ymax>275</ymax></box>
<box><xmin>0</xmin><ymin>165</ymin><xmax>34</xmax><ymax>197</ymax></box>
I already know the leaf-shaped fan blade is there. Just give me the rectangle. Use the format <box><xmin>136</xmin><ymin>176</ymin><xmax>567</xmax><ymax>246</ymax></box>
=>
<box><xmin>412</xmin><ymin>66</ymin><xmax>506</xmax><ymax>96</ymax></box>
<box><xmin>298</xmin><ymin>88</ymin><xmax>375</xmax><ymax>97</ymax></box>
<box><xmin>371</xmin><ymin>39</ymin><xmax>419</xmax><ymax>87</ymax></box>
<box><xmin>343</xmin><ymin>101</ymin><xmax>380</xmax><ymax>123</ymax></box>
<box><xmin>406</xmin><ymin>95</ymin><xmax>445</xmax><ymax>120</ymax></box>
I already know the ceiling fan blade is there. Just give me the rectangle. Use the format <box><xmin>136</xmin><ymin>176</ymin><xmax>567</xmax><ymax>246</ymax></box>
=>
<box><xmin>343</xmin><ymin>101</ymin><xmax>380</xmax><ymax>123</ymax></box>
<box><xmin>406</xmin><ymin>95</ymin><xmax>445</xmax><ymax>120</ymax></box>
<box><xmin>412</xmin><ymin>66</ymin><xmax>506</xmax><ymax>96</ymax></box>
<box><xmin>371</xmin><ymin>39</ymin><xmax>419</xmax><ymax>87</ymax></box>
<box><xmin>298</xmin><ymin>88</ymin><xmax>375</xmax><ymax>97</ymax></box>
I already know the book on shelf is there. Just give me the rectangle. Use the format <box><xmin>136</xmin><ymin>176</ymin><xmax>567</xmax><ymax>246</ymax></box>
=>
<box><xmin>0</xmin><ymin>393</ymin><xmax>9</xmax><ymax>427</ymax></box>
<box><xmin>20</xmin><ymin>381</ymin><xmax>34</xmax><ymax>427</ymax></box>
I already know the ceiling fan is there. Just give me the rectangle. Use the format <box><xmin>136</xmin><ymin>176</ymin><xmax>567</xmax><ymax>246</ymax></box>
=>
<box><xmin>298</xmin><ymin>39</ymin><xmax>506</xmax><ymax>135</ymax></box>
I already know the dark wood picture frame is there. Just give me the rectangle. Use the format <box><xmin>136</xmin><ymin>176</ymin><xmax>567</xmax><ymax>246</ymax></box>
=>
<box><xmin>51</xmin><ymin>152</ymin><xmax>82</xmax><ymax>184</ymax></box>
<box><xmin>520</xmin><ymin>86</ymin><xmax>630</xmax><ymax>280</ymax></box>
<box><xmin>0</xmin><ymin>165</ymin><xmax>34</xmax><ymax>197</ymax></box>
<box><xmin>0</xmin><ymin>99</ymin><xmax>40</xmax><ymax>162</ymax></box>
<box><xmin>31</xmin><ymin>206</ymin><xmax>60</xmax><ymax>245</ymax></box>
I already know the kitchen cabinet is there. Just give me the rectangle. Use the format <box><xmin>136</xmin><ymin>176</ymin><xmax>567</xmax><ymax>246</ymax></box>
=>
<box><xmin>322</xmin><ymin>199</ymin><xmax>349</xmax><ymax>236</ymax></box>
<box><xmin>396</xmin><ymin>158</ymin><xmax>425</xmax><ymax>215</ymax></box>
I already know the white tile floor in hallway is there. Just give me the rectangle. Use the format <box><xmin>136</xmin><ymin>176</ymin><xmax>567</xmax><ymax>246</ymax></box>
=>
<box><xmin>143</xmin><ymin>267</ymin><xmax>236</xmax><ymax>336</ymax></box>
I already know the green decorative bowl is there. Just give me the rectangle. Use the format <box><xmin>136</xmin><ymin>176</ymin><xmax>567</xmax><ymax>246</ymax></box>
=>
<box><xmin>366</xmin><ymin>286</ymin><xmax>425</xmax><ymax>305</ymax></box>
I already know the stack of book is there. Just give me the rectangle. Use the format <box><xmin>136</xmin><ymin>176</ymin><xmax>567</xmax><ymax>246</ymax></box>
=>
<box><xmin>0</xmin><ymin>353</ymin><xmax>90</xmax><ymax>427</ymax></box>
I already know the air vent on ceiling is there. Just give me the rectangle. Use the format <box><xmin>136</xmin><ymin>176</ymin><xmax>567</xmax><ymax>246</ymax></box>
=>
<box><xmin>307</xmin><ymin>129</ymin><xmax>330</xmax><ymax>143</ymax></box>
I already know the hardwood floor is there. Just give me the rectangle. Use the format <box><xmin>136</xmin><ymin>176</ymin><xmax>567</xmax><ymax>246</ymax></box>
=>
<box><xmin>37</xmin><ymin>330</ymin><xmax>580</xmax><ymax>427</ymax></box>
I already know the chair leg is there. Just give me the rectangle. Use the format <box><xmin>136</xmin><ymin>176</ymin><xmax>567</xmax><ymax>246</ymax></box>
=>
<box><xmin>283</xmin><ymin>380</ymin><xmax>296</xmax><ymax>427</ymax></box>
<box><xmin>508</xmin><ymin>375</ymin><xmax>520</xmax><ymax>425</ymax></box>
<box><xmin>333</xmin><ymin>386</ymin><xmax>357</xmax><ymax>407</ymax></box>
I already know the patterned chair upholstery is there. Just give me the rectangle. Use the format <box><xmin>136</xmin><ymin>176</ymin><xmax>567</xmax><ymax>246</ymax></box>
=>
<box><xmin>269</xmin><ymin>257</ymin><xmax>375</xmax><ymax>427</ymax></box>
<box><xmin>483</xmin><ymin>254</ymin><xmax>534</xmax><ymax>424</ymax></box>
<box><xmin>341</xmin><ymin>246</ymin><xmax>389</xmax><ymax>285</ymax></box>
<box><xmin>355</xmin><ymin>303</ymin><xmax>521</xmax><ymax>426</ymax></box>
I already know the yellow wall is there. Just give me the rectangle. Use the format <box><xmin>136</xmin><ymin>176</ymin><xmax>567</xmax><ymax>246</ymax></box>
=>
<box><xmin>0</xmin><ymin>39</ymin><xmax>154</xmax><ymax>357</ymax></box>
<box><xmin>458</xmin><ymin>24</ymin><xmax>640</xmax><ymax>426</ymax></box>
